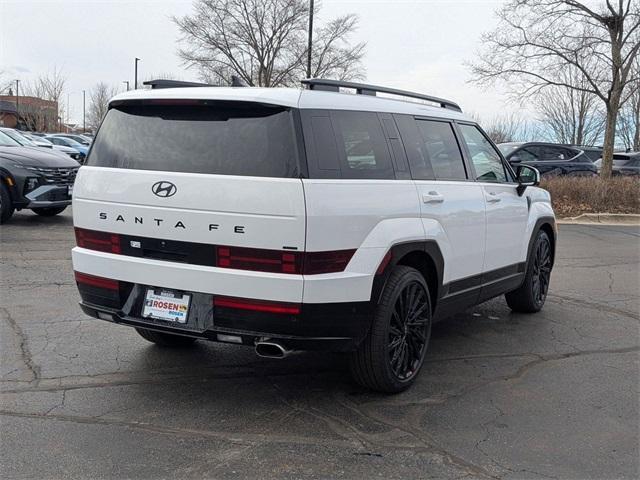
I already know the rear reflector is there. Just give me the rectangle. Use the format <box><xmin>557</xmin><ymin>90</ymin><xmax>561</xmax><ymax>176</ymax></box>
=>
<box><xmin>74</xmin><ymin>271</ymin><xmax>119</xmax><ymax>291</ymax></box>
<box><xmin>214</xmin><ymin>296</ymin><xmax>301</xmax><ymax>315</ymax></box>
<box><xmin>75</xmin><ymin>228</ymin><xmax>121</xmax><ymax>254</ymax></box>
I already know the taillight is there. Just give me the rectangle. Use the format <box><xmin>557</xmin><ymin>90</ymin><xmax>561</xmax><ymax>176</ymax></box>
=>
<box><xmin>215</xmin><ymin>246</ymin><xmax>355</xmax><ymax>275</ymax></box>
<box><xmin>75</xmin><ymin>228</ymin><xmax>121</xmax><ymax>254</ymax></box>
<box><xmin>303</xmin><ymin>250</ymin><xmax>356</xmax><ymax>275</ymax></box>
<box><xmin>214</xmin><ymin>296</ymin><xmax>301</xmax><ymax>315</ymax></box>
<box><xmin>74</xmin><ymin>271</ymin><xmax>119</xmax><ymax>291</ymax></box>
<box><xmin>216</xmin><ymin>246</ymin><xmax>302</xmax><ymax>274</ymax></box>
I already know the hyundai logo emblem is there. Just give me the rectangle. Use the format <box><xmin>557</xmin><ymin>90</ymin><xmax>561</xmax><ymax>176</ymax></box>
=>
<box><xmin>151</xmin><ymin>181</ymin><xmax>177</xmax><ymax>198</ymax></box>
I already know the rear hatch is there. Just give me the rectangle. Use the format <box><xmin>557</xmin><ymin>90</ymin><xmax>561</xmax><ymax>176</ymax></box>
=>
<box><xmin>73</xmin><ymin>99</ymin><xmax>306</xmax><ymax>271</ymax></box>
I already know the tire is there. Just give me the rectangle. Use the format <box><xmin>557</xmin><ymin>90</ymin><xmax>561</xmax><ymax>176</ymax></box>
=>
<box><xmin>135</xmin><ymin>328</ymin><xmax>198</xmax><ymax>348</ymax></box>
<box><xmin>505</xmin><ymin>230</ymin><xmax>552</xmax><ymax>313</ymax></box>
<box><xmin>0</xmin><ymin>182</ymin><xmax>14</xmax><ymax>224</ymax></box>
<box><xmin>350</xmin><ymin>265</ymin><xmax>432</xmax><ymax>393</ymax></box>
<box><xmin>31</xmin><ymin>206</ymin><xmax>67</xmax><ymax>217</ymax></box>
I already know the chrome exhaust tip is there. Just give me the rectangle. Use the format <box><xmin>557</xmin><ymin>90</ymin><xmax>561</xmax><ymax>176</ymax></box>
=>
<box><xmin>255</xmin><ymin>341</ymin><xmax>289</xmax><ymax>359</ymax></box>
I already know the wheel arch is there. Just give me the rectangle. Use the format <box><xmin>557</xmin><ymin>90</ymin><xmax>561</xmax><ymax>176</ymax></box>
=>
<box><xmin>371</xmin><ymin>241</ymin><xmax>444</xmax><ymax>314</ymax></box>
<box><xmin>527</xmin><ymin>216</ymin><xmax>557</xmax><ymax>269</ymax></box>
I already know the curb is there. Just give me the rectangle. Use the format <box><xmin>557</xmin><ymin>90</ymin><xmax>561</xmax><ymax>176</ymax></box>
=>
<box><xmin>557</xmin><ymin>213</ymin><xmax>640</xmax><ymax>226</ymax></box>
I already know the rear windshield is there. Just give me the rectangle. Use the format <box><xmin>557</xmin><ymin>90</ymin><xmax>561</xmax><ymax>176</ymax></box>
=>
<box><xmin>88</xmin><ymin>102</ymin><xmax>299</xmax><ymax>178</ymax></box>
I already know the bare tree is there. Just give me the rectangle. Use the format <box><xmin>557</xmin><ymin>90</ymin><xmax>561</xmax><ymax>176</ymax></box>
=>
<box><xmin>535</xmin><ymin>67</ymin><xmax>605</xmax><ymax>145</ymax></box>
<box><xmin>617</xmin><ymin>58</ymin><xmax>640</xmax><ymax>150</ymax></box>
<box><xmin>87</xmin><ymin>82</ymin><xmax>118</xmax><ymax>130</ymax></box>
<box><xmin>173</xmin><ymin>0</ymin><xmax>365</xmax><ymax>87</ymax></box>
<box><xmin>470</xmin><ymin>0</ymin><xmax>640</xmax><ymax>177</ymax></box>
<box><xmin>19</xmin><ymin>67</ymin><xmax>67</xmax><ymax>130</ymax></box>
<box><xmin>482</xmin><ymin>113</ymin><xmax>538</xmax><ymax>143</ymax></box>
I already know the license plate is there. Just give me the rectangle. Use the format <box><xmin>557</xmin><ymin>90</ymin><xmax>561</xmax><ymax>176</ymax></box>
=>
<box><xmin>142</xmin><ymin>289</ymin><xmax>190</xmax><ymax>324</ymax></box>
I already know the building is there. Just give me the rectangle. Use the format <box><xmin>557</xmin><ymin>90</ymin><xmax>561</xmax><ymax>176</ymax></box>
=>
<box><xmin>0</xmin><ymin>94</ymin><xmax>59</xmax><ymax>131</ymax></box>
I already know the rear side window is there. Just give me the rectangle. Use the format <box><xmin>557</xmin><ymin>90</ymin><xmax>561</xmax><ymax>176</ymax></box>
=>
<box><xmin>415</xmin><ymin>120</ymin><xmax>467</xmax><ymax>180</ymax></box>
<box><xmin>331</xmin><ymin>111</ymin><xmax>394</xmax><ymax>179</ymax></box>
<box><xmin>88</xmin><ymin>102</ymin><xmax>299</xmax><ymax>178</ymax></box>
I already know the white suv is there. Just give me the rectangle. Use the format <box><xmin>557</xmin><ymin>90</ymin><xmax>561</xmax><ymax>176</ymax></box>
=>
<box><xmin>72</xmin><ymin>79</ymin><xmax>556</xmax><ymax>392</ymax></box>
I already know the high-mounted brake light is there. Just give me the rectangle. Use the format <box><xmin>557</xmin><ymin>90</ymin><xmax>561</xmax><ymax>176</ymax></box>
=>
<box><xmin>75</xmin><ymin>228</ymin><xmax>121</xmax><ymax>254</ymax></box>
<box><xmin>74</xmin><ymin>271</ymin><xmax>120</xmax><ymax>291</ymax></box>
<box><xmin>214</xmin><ymin>296</ymin><xmax>301</xmax><ymax>315</ymax></box>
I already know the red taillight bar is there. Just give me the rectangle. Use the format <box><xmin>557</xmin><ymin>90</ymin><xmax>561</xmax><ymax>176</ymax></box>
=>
<box><xmin>216</xmin><ymin>246</ymin><xmax>355</xmax><ymax>275</ymax></box>
<box><xmin>75</xmin><ymin>228</ymin><xmax>121</xmax><ymax>254</ymax></box>
<box><xmin>74</xmin><ymin>271</ymin><xmax>119</xmax><ymax>291</ymax></box>
<box><xmin>214</xmin><ymin>296</ymin><xmax>301</xmax><ymax>315</ymax></box>
<box><xmin>75</xmin><ymin>227</ymin><xmax>355</xmax><ymax>275</ymax></box>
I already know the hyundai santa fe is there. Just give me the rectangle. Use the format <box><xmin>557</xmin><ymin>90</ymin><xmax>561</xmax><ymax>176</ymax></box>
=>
<box><xmin>71</xmin><ymin>79</ymin><xmax>556</xmax><ymax>392</ymax></box>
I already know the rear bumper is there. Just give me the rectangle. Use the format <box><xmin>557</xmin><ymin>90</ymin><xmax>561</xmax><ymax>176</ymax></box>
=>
<box><xmin>79</xmin><ymin>298</ymin><xmax>373</xmax><ymax>351</ymax></box>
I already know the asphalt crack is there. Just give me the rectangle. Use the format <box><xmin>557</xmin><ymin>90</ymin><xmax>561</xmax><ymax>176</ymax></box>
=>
<box><xmin>0</xmin><ymin>307</ymin><xmax>40</xmax><ymax>383</ymax></box>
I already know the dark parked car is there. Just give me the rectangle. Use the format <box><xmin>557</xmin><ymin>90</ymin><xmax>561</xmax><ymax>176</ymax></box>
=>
<box><xmin>569</xmin><ymin>145</ymin><xmax>603</xmax><ymax>162</ymax></box>
<box><xmin>594</xmin><ymin>153</ymin><xmax>640</xmax><ymax>176</ymax></box>
<box><xmin>498</xmin><ymin>142</ymin><xmax>597</xmax><ymax>176</ymax></box>
<box><xmin>0</xmin><ymin>130</ymin><xmax>79</xmax><ymax>223</ymax></box>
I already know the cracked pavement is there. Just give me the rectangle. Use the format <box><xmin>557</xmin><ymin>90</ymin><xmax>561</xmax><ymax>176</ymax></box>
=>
<box><xmin>1</xmin><ymin>209</ymin><xmax>639</xmax><ymax>479</ymax></box>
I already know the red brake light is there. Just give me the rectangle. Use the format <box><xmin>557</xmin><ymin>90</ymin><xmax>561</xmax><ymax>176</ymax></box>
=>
<box><xmin>303</xmin><ymin>249</ymin><xmax>356</xmax><ymax>275</ymax></box>
<box><xmin>75</xmin><ymin>228</ymin><xmax>121</xmax><ymax>254</ymax></box>
<box><xmin>74</xmin><ymin>271</ymin><xmax>119</xmax><ymax>291</ymax></box>
<box><xmin>216</xmin><ymin>246</ymin><xmax>302</xmax><ymax>274</ymax></box>
<box><xmin>214</xmin><ymin>296</ymin><xmax>301</xmax><ymax>315</ymax></box>
<box><xmin>215</xmin><ymin>246</ymin><xmax>355</xmax><ymax>275</ymax></box>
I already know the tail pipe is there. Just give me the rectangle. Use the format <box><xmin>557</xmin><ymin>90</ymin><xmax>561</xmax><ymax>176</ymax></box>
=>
<box><xmin>255</xmin><ymin>341</ymin><xmax>291</xmax><ymax>359</ymax></box>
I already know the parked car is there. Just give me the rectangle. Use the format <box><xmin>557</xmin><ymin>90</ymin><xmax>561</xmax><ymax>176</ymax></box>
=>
<box><xmin>71</xmin><ymin>78</ymin><xmax>556</xmax><ymax>393</ymax></box>
<box><xmin>45</xmin><ymin>135</ymin><xmax>89</xmax><ymax>157</ymax></box>
<box><xmin>497</xmin><ymin>142</ymin><xmax>597</xmax><ymax>176</ymax></box>
<box><xmin>0</xmin><ymin>128</ymin><xmax>84</xmax><ymax>162</ymax></box>
<box><xmin>21</xmin><ymin>133</ymin><xmax>85</xmax><ymax>162</ymax></box>
<box><xmin>0</xmin><ymin>130</ymin><xmax>80</xmax><ymax>223</ymax></box>
<box><xmin>568</xmin><ymin>145</ymin><xmax>603</xmax><ymax>162</ymax></box>
<box><xmin>594</xmin><ymin>153</ymin><xmax>640</xmax><ymax>176</ymax></box>
<box><xmin>50</xmin><ymin>133</ymin><xmax>92</xmax><ymax>146</ymax></box>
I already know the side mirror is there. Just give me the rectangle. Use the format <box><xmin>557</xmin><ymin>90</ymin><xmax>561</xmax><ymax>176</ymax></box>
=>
<box><xmin>516</xmin><ymin>165</ymin><xmax>540</xmax><ymax>196</ymax></box>
<box><xmin>510</xmin><ymin>155</ymin><xmax>522</xmax><ymax>163</ymax></box>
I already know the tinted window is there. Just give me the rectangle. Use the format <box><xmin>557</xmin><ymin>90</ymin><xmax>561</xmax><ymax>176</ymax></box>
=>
<box><xmin>415</xmin><ymin>120</ymin><xmax>466</xmax><ymax>180</ymax></box>
<box><xmin>540</xmin><ymin>146</ymin><xmax>575</xmax><ymax>161</ymax></box>
<box><xmin>331</xmin><ymin>111</ymin><xmax>394</xmax><ymax>179</ymax></box>
<box><xmin>394</xmin><ymin>114</ymin><xmax>434</xmax><ymax>180</ymax></box>
<box><xmin>88</xmin><ymin>102</ymin><xmax>299</xmax><ymax>178</ymax></box>
<box><xmin>458</xmin><ymin>124</ymin><xmax>507</xmax><ymax>182</ymax></box>
<box><xmin>516</xmin><ymin>147</ymin><xmax>540</xmax><ymax>162</ymax></box>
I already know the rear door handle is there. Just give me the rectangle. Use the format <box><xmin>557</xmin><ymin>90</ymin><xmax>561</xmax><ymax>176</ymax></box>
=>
<box><xmin>422</xmin><ymin>191</ymin><xmax>444</xmax><ymax>204</ymax></box>
<box><xmin>485</xmin><ymin>192</ymin><xmax>501</xmax><ymax>203</ymax></box>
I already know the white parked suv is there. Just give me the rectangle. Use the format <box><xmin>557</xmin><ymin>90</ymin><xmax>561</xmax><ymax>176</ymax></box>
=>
<box><xmin>72</xmin><ymin>79</ymin><xmax>556</xmax><ymax>392</ymax></box>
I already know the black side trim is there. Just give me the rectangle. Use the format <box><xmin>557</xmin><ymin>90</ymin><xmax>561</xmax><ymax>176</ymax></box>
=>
<box><xmin>371</xmin><ymin>240</ymin><xmax>445</xmax><ymax>306</ymax></box>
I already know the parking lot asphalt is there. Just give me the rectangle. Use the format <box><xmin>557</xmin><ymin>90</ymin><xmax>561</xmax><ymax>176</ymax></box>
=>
<box><xmin>1</xmin><ymin>208</ymin><xmax>639</xmax><ymax>480</ymax></box>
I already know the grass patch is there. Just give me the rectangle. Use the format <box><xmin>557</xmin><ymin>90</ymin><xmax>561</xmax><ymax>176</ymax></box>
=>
<box><xmin>540</xmin><ymin>176</ymin><xmax>640</xmax><ymax>218</ymax></box>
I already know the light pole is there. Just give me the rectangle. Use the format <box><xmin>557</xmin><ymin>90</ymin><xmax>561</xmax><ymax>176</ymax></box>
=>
<box><xmin>82</xmin><ymin>90</ymin><xmax>86</xmax><ymax>133</ymax></box>
<box><xmin>15</xmin><ymin>79</ymin><xmax>20</xmax><ymax>128</ymax></box>
<box><xmin>134</xmin><ymin>58</ymin><xmax>140</xmax><ymax>89</ymax></box>
<box><xmin>123</xmin><ymin>80</ymin><xmax>130</xmax><ymax>91</ymax></box>
<box><xmin>306</xmin><ymin>0</ymin><xmax>314</xmax><ymax>79</ymax></box>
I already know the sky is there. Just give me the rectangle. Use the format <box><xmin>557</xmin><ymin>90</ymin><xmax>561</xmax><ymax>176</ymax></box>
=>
<box><xmin>1</xmin><ymin>0</ymin><xmax>518</xmax><ymax>124</ymax></box>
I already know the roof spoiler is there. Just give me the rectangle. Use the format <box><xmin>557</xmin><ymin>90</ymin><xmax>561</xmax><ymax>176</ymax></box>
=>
<box><xmin>301</xmin><ymin>78</ymin><xmax>462</xmax><ymax>112</ymax></box>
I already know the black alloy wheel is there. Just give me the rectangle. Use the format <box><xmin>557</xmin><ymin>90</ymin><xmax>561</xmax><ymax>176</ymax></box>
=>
<box><xmin>388</xmin><ymin>281</ymin><xmax>431</xmax><ymax>381</ymax></box>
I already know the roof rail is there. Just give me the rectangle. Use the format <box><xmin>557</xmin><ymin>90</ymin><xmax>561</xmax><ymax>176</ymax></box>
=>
<box><xmin>143</xmin><ymin>79</ymin><xmax>213</xmax><ymax>89</ymax></box>
<box><xmin>301</xmin><ymin>78</ymin><xmax>462</xmax><ymax>112</ymax></box>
